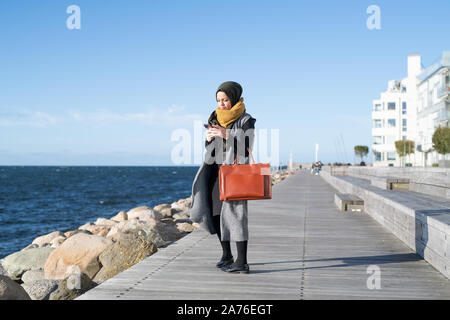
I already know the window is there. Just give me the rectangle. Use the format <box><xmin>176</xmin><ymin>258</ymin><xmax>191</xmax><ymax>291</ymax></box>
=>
<box><xmin>386</xmin><ymin>136</ymin><xmax>395</xmax><ymax>145</ymax></box>
<box><xmin>402</xmin><ymin>136</ymin><xmax>407</xmax><ymax>140</ymax></box>
<box><xmin>388</xmin><ymin>119</ymin><xmax>396</xmax><ymax>127</ymax></box>
<box><xmin>387</xmin><ymin>152</ymin><xmax>396</xmax><ymax>160</ymax></box>
<box><xmin>374</xmin><ymin>119</ymin><xmax>382</xmax><ymax>128</ymax></box>
<box><xmin>402</xmin><ymin>86</ymin><xmax>407</xmax><ymax>93</ymax></box>
<box><xmin>374</xmin><ymin>104</ymin><xmax>382</xmax><ymax>111</ymax></box>
<box><xmin>388</xmin><ymin>102</ymin><xmax>396</xmax><ymax>110</ymax></box>
<box><xmin>402</xmin><ymin>102</ymin><xmax>407</xmax><ymax>115</ymax></box>
<box><xmin>374</xmin><ymin>152</ymin><xmax>382</xmax><ymax>161</ymax></box>
<box><xmin>373</xmin><ymin>136</ymin><xmax>384</xmax><ymax>144</ymax></box>
<box><xmin>402</xmin><ymin>119</ymin><xmax>407</xmax><ymax>132</ymax></box>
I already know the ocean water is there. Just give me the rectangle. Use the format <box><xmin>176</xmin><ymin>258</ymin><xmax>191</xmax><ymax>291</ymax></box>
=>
<box><xmin>0</xmin><ymin>166</ymin><xmax>199</xmax><ymax>259</ymax></box>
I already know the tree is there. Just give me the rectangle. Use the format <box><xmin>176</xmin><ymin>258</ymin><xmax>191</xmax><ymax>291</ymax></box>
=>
<box><xmin>395</xmin><ymin>140</ymin><xmax>415</xmax><ymax>167</ymax></box>
<box><xmin>432</xmin><ymin>126</ymin><xmax>450</xmax><ymax>157</ymax></box>
<box><xmin>354</xmin><ymin>145</ymin><xmax>369</xmax><ymax>163</ymax></box>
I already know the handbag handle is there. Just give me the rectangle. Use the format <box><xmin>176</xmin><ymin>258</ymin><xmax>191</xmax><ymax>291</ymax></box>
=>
<box><xmin>234</xmin><ymin>147</ymin><xmax>255</xmax><ymax>165</ymax></box>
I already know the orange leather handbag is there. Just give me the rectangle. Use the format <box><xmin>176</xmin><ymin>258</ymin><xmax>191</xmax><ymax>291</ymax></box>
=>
<box><xmin>219</xmin><ymin>147</ymin><xmax>272</xmax><ymax>201</ymax></box>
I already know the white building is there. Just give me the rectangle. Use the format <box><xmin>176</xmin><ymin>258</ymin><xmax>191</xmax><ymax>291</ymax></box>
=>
<box><xmin>371</xmin><ymin>54</ymin><xmax>421</xmax><ymax>167</ymax></box>
<box><xmin>416</xmin><ymin>51</ymin><xmax>450</xmax><ymax>166</ymax></box>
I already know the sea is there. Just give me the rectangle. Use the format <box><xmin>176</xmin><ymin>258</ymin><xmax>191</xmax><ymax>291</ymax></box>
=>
<box><xmin>0</xmin><ymin>166</ymin><xmax>199</xmax><ymax>259</ymax></box>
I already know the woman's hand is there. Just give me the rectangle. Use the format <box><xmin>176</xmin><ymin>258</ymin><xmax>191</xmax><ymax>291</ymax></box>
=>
<box><xmin>206</xmin><ymin>125</ymin><xmax>228</xmax><ymax>142</ymax></box>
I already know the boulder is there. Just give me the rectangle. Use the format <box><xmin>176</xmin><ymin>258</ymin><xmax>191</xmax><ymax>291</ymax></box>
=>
<box><xmin>48</xmin><ymin>273</ymin><xmax>96</xmax><ymax>300</ymax></box>
<box><xmin>170</xmin><ymin>200</ymin><xmax>189</xmax><ymax>213</ymax></box>
<box><xmin>64</xmin><ymin>229</ymin><xmax>92</xmax><ymax>238</ymax></box>
<box><xmin>0</xmin><ymin>262</ymin><xmax>7</xmax><ymax>276</ymax></box>
<box><xmin>32</xmin><ymin>231</ymin><xmax>65</xmax><ymax>247</ymax></box>
<box><xmin>176</xmin><ymin>222</ymin><xmax>196</xmax><ymax>233</ymax></box>
<box><xmin>79</xmin><ymin>222</ymin><xmax>112</xmax><ymax>237</ymax></box>
<box><xmin>44</xmin><ymin>233</ymin><xmax>113</xmax><ymax>280</ymax></box>
<box><xmin>0</xmin><ymin>275</ymin><xmax>31</xmax><ymax>300</ymax></box>
<box><xmin>105</xmin><ymin>219</ymin><xmax>149</xmax><ymax>239</ymax></box>
<box><xmin>106</xmin><ymin>219</ymin><xmax>181</xmax><ymax>248</ymax></box>
<box><xmin>50</xmin><ymin>236</ymin><xmax>66</xmax><ymax>248</ymax></box>
<box><xmin>21</xmin><ymin>269</ymin><xmax>45</xmax><ymax>283</ymax></box>
<box><xmin>20</xmin><ymin>243</ymin><xmax>39</xmax><ymax>251</ymax></box>
<box><xmin>172</xmin><ymin>213</ymin><xmax>190</xmax><ymax>222</ymax></box>
<box><xmin>110</xmin><ymin>211</ymin><xmax>128</xmax><ymax>222</ymax></box>
<box><xmin>127</xmin><ymin>206</ymin><xmax>162</xmax><ymax>221</ymax></box>
<box><xmin>21</xmin><ymin>279</ymin><xmax>59</xmax><ymax>300</ymax></box>
<box><xmin>1</xmin><ymin>247</ymin><xmax>54</xmax><ymax>280</ymax></box>
<box><xmin>153</xmin><ymin>203</ymin><xmax>174</xmax><ymax>218</ymax></box>
<box><xmin>94</xmin><ymin>218</ymin><xmax>118</xmax><ymax>227</ymax></box>
<box><xmin>93</xmin><ymin>232</ymin><xmax>157</xmax><ymax>283</ymax></box>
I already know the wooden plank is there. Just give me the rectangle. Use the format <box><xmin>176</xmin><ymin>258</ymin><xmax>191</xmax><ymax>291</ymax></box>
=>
<box><xmin>77</xmin><ymin>170</ymin><xmax>450</xmax><ymax>300</ymax></box>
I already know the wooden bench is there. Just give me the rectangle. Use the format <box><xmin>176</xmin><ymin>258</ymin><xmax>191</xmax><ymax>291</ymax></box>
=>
<box><xmin>370</xmin><ymin>176</ymin><xmax>410</xmax><ymax>191</ymax></box>
<box><xmin>334</xmin><ymin>193</ymin><xmax>364</xmax><ymax>212</ymax></box>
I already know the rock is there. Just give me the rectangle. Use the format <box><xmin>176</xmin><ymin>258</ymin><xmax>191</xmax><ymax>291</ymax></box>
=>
<box><xmin>21</xmin><ymin>243</ymin><xmax>39</xmax><ymax>251</ymax></box>
<box><xmin>127</xmin><ymin>206</ymin><xmax>162</xmax><ymax>222</ymax></box>
<box><xmin>0</xmin><ymin>275</ymin><xmax>31</xmax><ymax>300</ymax></box>
<box><xmin>79</xmin><ymin>222</ymin><xmax>112</xmax><ymax>237</ymax></box>
<box><xmin>32</xmin><ymin>231</ymin><xmax>65</xmax><ymax>247</ymax></box>
<box><xmin>172</xmin><ymin>213</ymin><xmax>190</xmax><ymax>221</ymax></box>
<box><xmin>105</xmin><ymin>220</ymin><xmax>148</xmax><ymax>239</ymax></box>
<box><xmin>153</xmin><ymin>203</ymin><xmax>174</xmax><ymax>217</ymax></box>
<box><xmin>153</xmin><ymin>203</ymin><xmax>171</xmax><ymax>211</ymax></box>
<box><xmin>94</xmin><ymin>218</ymin><xmax>118</xmax><ymax>227</ymax></box>
<box><xmin>64</xmin><ymin>229</ymin><xmax>92</xmax><ymax>238</ymax></box>
<box><xmin>93</xmin><ymin>232</ymin><xmax>157</xmax><ymax>283</ymax></box>
<box><xmin>110</xmin><ymin>211</ymin><xmax>128</xmax><ymax>222</ymax></box>
<box><xmin>176</xmin><ymin>222</ymin><xmax>196</xmax><ymax>233</ymax></box>
<box><xmin>21</xmin><ymin>269</ymin><xmax>45</xmax><ymax>283</ymax></box>
<box><xmin>50</xmin><ymin>236</ymin><xmax>66</xmax><ymax>248</ymax></box>
<box><xmin>160</xmin><ymin>217</ymin><xmax>176</xmax><ymax>226</ymax></box>
<box><xmin>0</xmin><ymin>262</ymin><xmax>7</xmax><ymax>276</ymax></box>
<box><xmin>48</xmin><ymin>273</ymin><xmax>96</xmax><ymax>300</ymax></box>
<box><xmin>152</xmin><ymin>221</ymin><xmax>182</xmax><ymax>243</ymax></box>
<box><xmin>170</xmin><ymin>200</ymin><xmax>189</xmax><ymax>213</ymax></box>
<box><xmin>44</xmin><ymin>233</ymin><xmax>113</xmax><ymax>280</ymax></box>
<box><xmin>1</xmin><ymin>247</ymin><xmax>54</xmax><ymax>280</ymax></box>
<box><xmin>21</xmin><ymin>279</ymin><xmax>59</xmax><ymax>300</ymax></box>
<box><xmin>192</xmin><ymin>222</ymin><xmax>200</xmax><ymax>229</ymax></box>
<box><xmin>106</xmin><ymin>219</ymin><xmax>181</xmax><ymax>248</ymax></box>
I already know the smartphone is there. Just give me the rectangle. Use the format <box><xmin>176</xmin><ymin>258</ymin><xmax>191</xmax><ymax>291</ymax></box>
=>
<box><xmin>204</xmin><ymin>124</ymin><xmax>211</xmax><ymax>129</ymax></box>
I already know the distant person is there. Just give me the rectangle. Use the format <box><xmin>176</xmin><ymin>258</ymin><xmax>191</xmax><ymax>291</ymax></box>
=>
<box><xmin>360</xmin><ymin>161</ymin><xmax>366</xmax><ymax>166</ymax></box>
<box><xmin>190</xmin><ymin>81</ymin><xmax>256</xmax><ymax>274</ymax></box>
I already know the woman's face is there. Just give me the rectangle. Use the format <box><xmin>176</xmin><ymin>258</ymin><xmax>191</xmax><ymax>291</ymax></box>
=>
<box><xmin>216</xmin><ymin>91</ymin><xmax>232</xmax><ymax>110</ymax></box>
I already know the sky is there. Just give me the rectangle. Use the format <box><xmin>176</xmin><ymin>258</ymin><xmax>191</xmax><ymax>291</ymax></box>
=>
<box><xmin>1</xmin><ymin>0</ymin><xmax>449</xmax><ymax>166</ymax></box>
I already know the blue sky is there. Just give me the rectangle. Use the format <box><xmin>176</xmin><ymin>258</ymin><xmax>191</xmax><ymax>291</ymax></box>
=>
<box><xmin>1</xmin><ymin>0</ymin><xmax>449</xmax><ymax>165</ymax></box>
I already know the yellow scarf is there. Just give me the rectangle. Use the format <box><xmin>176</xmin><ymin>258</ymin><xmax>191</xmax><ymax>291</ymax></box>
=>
<box><xmin>216</xmin><ymin>97</ymin><xmax>245</xmax><ymax>128</ymax></box>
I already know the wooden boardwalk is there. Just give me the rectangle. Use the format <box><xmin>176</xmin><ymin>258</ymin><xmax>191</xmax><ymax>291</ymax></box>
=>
<box><xmin>78</xmin><ymin>170</ymin><xmax>450</xmax><ymax>300</ymax></box>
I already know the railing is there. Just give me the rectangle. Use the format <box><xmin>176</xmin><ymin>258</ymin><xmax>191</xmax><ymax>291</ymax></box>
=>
<box><xmin>437</xmin><ymin>85</ymin><xmax>450</xmax><ymax>99</ymax></box>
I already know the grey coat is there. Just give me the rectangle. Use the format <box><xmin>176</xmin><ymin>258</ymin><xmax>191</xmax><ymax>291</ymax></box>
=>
<box><xmin>189</xmin><ymin>111</ymin><xmax>256</xmax><ymax>241</ymax></box>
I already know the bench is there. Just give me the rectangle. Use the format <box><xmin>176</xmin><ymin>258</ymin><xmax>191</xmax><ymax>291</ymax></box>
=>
<box><xmin>334</xmin><ymin>193</ymin><xmax>364</xmax><ymax>212</ymax></box>
<box><xmin>370</xmin><ymin>176</ymin><xmax>410</xmax><ymax>191</ymax></box>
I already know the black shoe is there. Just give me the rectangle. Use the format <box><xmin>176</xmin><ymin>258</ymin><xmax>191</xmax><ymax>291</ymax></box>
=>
<box><xmin>221</xmin><ymin>263</ymin><xmax>249</xmax><ymax>274</ymax></box>
<box><xmin>216</xmin><ymin>257</ymin><xmax>234</xmax><ymax>268</ymax></box>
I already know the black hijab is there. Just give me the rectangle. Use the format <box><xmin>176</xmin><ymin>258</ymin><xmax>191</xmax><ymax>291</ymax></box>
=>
<box><xmin>215</xmin><ymin>81</ymin><xmax>243</xmax><ymax>107</ymax></box>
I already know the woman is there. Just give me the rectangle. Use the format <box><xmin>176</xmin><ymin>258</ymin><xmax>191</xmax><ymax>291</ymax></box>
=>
<box><xmin>189</xmin><ymin>81</ymin><xmax>256</xmax><ymax>274</ymax></box>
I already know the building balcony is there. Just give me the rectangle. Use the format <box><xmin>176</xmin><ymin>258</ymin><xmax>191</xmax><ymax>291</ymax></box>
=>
<box><xmin>437</xmin><ymin>85</ymin><xmax>450</xmax><ymax>100</ymax></box>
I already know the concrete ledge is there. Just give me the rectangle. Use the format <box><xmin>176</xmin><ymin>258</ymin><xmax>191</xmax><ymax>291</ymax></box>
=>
<box><xmin>370</xmin><ymin>176</ymin><xmax>410</xmax><ymax>191</ymax></box>
<box><xmin>321</xmin><ymin>168</ymin><xmax>450</xmax><ymax>280</ymax></box>
<box><xmin>346</xmin><ymin>167</ymin><xmax>449</xmax><ymax>200</ymax></box>
<box><xmin>334</xmin><ymin>193</ymin><xmax>364</xmax><ymax>212</ymax></box>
